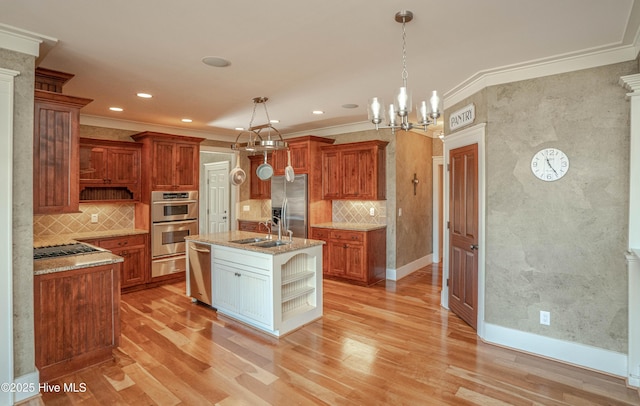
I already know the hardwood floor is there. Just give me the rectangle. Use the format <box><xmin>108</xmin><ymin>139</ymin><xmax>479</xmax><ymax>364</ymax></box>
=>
<box><xmin>25</xmin><ymin>265</ymin><xmax>639</xmax><ymax>405</ymax></box>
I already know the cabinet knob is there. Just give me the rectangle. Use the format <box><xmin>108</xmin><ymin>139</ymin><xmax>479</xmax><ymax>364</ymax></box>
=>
<box><xmin>343</xmin><ymin>244</ymin><xmax>348</xmax><ymax>248</ymax></box>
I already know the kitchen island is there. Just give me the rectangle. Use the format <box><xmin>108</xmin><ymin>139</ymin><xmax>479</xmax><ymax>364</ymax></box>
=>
<box><xmin>185</xmin><ymin>231</ymin><xmax>324</xmax><ymax>337</ymax></box>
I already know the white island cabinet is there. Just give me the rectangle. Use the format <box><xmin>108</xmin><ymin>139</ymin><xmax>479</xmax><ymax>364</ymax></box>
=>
<box><xmin>185</xmin><ymin>231</ymin><xmax>324</xmax><ymax>337</ymax></box>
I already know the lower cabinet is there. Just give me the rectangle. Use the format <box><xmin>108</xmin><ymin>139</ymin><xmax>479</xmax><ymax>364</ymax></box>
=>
<box><xmin>213</xmin><ymin>260</ymin><xmax>272</xmax><ymax>328</ymax></box>
<box><xmin>311</xmin><ymin>226</ymin><xmax>386</xmax><ymax>286</ymax></box>
<box><xmin>80</xmin><ymin>233</ymin><xmax>149</xmax><ymax>291</ymax></box>
<box><xmin>238</xmin><ymin>219</ymin><xmax>270</xmax><ymax>233</ymax></box>
<box><xmin>34</xmin><ymin>263</ymin><xmax>121</xmax><ymax>382</ymax></box>
<box><xmin>187</xmin><ymin>242</ymin><xmax>323</xmax><ymax>336</ymax></box>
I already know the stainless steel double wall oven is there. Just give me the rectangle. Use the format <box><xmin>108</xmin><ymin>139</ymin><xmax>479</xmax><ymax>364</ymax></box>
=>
<box><xmin>151</xmin><ymin>191</ymin><xmax>198</xmax><ymax>277</ymax></box>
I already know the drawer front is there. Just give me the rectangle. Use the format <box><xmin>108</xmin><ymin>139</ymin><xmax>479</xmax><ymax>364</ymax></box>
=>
<box><xmin>310</xmin><ymin>228</ymin><xmax>330</xmax><ymax>240</ymax></box>
<box><xmin>330</xmin><ymin>230</ymin><xmax>363</xmax><ymax>242</ymax></box>
<box><xmin>100</xmin><ymin>234</ymin><xmax>147</xmax><ymax>249</ymax></box>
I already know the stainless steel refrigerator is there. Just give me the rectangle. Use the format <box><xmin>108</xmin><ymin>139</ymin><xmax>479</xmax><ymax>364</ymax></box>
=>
<box><xmin>271</xmin><ymin>174</ymin><xmax>308</xmax><ymax>238</ymax></box>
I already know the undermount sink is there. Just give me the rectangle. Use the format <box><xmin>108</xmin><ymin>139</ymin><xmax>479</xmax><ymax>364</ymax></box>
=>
<box><xmin>230</xmin><ymin>237</ymin><xmax>269</xmax><ymax>244</ymax></box>
<box><xmin>253</xmin><ymin>240</ymin><xmax>291</xmax><ymax>248</ymax></box>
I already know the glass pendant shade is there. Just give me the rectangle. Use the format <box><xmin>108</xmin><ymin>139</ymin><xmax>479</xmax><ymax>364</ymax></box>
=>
<box><xmin>395</xmin><ymin>86</ymin><xmax>412</xmax><ymax>117</ymax></box>
<box><xmin>428</xmin><ymin>90</ymin><xmax>442</xmax><ymax>121</ymax></box>
<box><xmin>388</xmin><ymin>104</ymin><xmax>398</xmax><ymax>127</ymax></box>
<box><xmin>367</xmin><ymin>97</ymin><xmax>385</xmax><ymax>124</ymax></box>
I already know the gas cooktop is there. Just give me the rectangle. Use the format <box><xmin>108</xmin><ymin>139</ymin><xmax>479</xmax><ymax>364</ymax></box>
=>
<box><xmin>33</xmin><ymin>243</ymin><xmax>102</xmax><ymax>260</ymax></box>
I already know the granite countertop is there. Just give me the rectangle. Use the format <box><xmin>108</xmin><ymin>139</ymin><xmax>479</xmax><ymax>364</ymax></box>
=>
<box><xmin>186</xmin><ymin>230</ymin><xmax>324</xmax><ymax>255</ymax></box>
<box><xmin>311</xmin><ymin>222</ymin><xmax>387</xmax><ymax>231</ymax></box>
<box><xmin>33</xmin><ymin>228</ymin><xmax>147</xmax><ymax>275</ymax></box>
<box><xmin>34</xmin><ymin>251</ymin><xmax>124</xmax><ymax>276</ymax></box>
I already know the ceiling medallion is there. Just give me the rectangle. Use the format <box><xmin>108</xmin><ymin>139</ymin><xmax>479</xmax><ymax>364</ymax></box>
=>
<box><xmin>231</xmin><ymin>97</ymin><xmax>288</xmax><ymax>152</ymax></box>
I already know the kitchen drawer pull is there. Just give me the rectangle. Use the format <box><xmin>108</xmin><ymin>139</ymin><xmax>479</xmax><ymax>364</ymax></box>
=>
<box><xmin>190</xmin><ymin>246</ymin><xmax>211</xmax><ymax>253</ymax></box>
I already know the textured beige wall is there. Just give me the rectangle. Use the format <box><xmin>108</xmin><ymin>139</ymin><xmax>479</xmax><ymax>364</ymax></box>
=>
<box><xmin>327</xmin><ymin>130</ymin><xmax>397</xmax><ymax>269</ymax></box>
<box><xmin>395</xmin><ymin>131</ymin><xmax>433</xmax><ymax>267</ymax></box>
<box><xmin>446</xmin><ymin>61</ymin><xmax>635</xmax><ymax>352</ymax></box>
<box><xmin>1</xmin><ymin>48</ymin><xmax>36</xmax><ymax>378</ymax></box>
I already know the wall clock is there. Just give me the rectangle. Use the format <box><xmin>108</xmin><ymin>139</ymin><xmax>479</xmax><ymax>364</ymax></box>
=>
<box><xmin>531</xmin><ymin>148</ymin><xmax>569</xmax><ymax>181</ymax></box>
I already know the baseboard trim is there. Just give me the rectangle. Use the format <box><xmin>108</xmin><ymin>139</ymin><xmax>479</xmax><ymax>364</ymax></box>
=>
<box><xmin>386</xmin><ymin>254</ymin><xmax>433</xmax><ymax>281</ymax></box>
<box><xmin>483</xmin><ymin>323</ymin><xmax>627</xmax><ymax>378</ymax></box>
<box><xmin>13</xmin><ymin>370</ymin><xmax>39</xmax><ymax>404</ymax></box>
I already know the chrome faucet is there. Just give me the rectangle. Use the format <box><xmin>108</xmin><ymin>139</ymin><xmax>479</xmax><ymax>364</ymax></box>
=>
<box><xmin>261</xmin><ymin>219</ymin><xmax>273</xmax><ymax>239</ymax></box>
<box><xmin>272</xmin><ymin>216</ymin><xmax>282</xmax><ymax>240</ymax></box>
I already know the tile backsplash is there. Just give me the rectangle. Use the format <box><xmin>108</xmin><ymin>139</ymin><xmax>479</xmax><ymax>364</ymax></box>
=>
<box><xmin>332</xmin><ymin>201</ymin><xmax>386</xmax><ymax>224</ymax></box>
<box><xmin>34</xmin><ymin>203</ymin><xmax>135</xmax><ymax>237</ymax></box>
<box><xmin>236</xmin><ymin>199</ymin><xmax>271</xmax><ymax>220</ymax></box>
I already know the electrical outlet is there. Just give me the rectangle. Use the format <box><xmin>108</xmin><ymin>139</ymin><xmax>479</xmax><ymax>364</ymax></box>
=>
<box><xmin>90</xmin><ymin>214</ymin><xmax>99</xmax><ymax>223</ymax></box>
<box><xmin>540</xmin><ymin>310</ymin><xmax>550</xmax><ymax>326</ymax></box>
<box><xmin>369</xmin><ymin>207</ymin><xmax>375</xmax><ymax>216</ymax></box>
<box><xmin>243</xmin><ymin>205</ymin><xmax>250</xmax><ymax>212</ymax></box>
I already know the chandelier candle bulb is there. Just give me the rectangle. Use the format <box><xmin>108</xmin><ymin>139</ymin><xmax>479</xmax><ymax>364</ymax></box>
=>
<box><xmin>368</xmin><ymin>97</ymin><xmax>384</xmax><ymax>125</ymax></box>
<box><xmin>396</xmin><ymin>86</ymin><xmax>411</xmax><ymax>116</ymax></box>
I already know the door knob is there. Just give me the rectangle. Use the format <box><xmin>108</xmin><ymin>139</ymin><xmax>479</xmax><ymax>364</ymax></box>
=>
<box><xmin>470</xmin><ymin>244</ymin><xmax>478</xmax><ymax>251</ymax></box>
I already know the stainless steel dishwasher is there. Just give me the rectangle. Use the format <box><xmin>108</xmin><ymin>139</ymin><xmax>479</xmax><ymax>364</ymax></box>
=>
<box><xmin>187</xmin><ymin>241</ymin><xmax>212</xmax><ymax>305</ymax></box>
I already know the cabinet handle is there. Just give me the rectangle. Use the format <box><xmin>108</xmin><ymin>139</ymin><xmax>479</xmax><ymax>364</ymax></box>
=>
<box><xmin>343</xmin><ymin>244</ymin><xmax>348</xmax><ymax>248</ymax></box>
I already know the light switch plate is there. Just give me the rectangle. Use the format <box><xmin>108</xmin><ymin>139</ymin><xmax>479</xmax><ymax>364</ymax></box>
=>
<box><xmin>90</xmin><ymin>214</ymin><xmax>99</xmax><ymax>223</ymax></box>
<box><xmin>243</xmin><ymin>205</ymin><xmax>250</xmax><ymax>212</ymax></box>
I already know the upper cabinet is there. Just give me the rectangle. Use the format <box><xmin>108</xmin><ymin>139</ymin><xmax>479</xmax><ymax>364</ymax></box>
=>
<box><xmin>33</xmin><ymin>68</ymin><xmax>92</xmax><ymax>215</ymax></box>
<box><xmin>131</xmin><ymin>131</ymin><xmax>204</xmax><ymax>193</ymax></box>
<box><xmin>79</xmin><ymin>138</ymin><xmax>142</xmax><ymax>202</ymax></box>
<box><xmin>272</xmin><ymin>142</ymin><xmax>309</xmax><ymax>175</ymax></box>
<box><xmin>321</xmin><ymin>140</ymin><xmax>388</xmax><ymax>200</ymax></box>
<box><xmin>249</xmin><ymin>154</ymin><xmax>272</xmax><ymax>199</ymax></box>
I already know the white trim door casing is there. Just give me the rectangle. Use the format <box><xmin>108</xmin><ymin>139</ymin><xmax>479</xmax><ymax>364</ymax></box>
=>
<box><xmin>441</xmin><ymin>123</ymin><xmax>486</xmax><ymax>338</ymax></box>
<box><xmin>432</xmin><ymin>156</ymin><xmax>444</xmax><ymax>263</ymax></box>
<box><xmin>0</xmin><ymin>68</ymin><xmax>17</xmax><ymax>406</ymax></box>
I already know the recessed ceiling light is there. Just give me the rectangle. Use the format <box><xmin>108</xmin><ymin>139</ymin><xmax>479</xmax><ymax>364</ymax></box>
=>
<box><xmin>181</xmin><ymin>118</ymin><xmax>193</xmax><ymax>123</ymax></box>
<box><xmin>342</xmin><ymin>103</ymin><xmax>359</xmax><ymax>109</ymax></box>
<box><xmin>137</xmin><ymin>93</ymin><xmax>152</xmax><ymax>98</ymax></box>
<box><xmin>235</xmin><ymin>127</ymin><xmax>245</xmax><ymax>131</ymax></box>
<box><xmin>312</xmin><ymin>110</ymin><xmax>324</xmax><ymax>115</ymax></box>
<box><xmin>270</xmin><ymin>119</ymin><xmax>280</xmax><ymax>124</ymax></box>
<box><xmin>202</xmin><ymin>56</ymin><xmax>231</xmax><ymax>68</ymax></box>
<box><xmin>109</xmin><ymin>107</ymin><xmax>123</xmax><ymax>112</ymax></box>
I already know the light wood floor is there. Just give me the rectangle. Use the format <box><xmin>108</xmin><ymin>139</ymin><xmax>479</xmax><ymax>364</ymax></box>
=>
<box><xmin>25</xmin><ymin>265</ymin><xmax>639</xmax><ymax>405</ymax></box>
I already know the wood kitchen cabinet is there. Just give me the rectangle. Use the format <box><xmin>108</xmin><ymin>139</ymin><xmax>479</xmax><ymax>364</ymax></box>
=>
<box><xmin>272</xmin><ymin>141</ymin><xmax>309</xmax><ymax>175</ymax></box>
<box><xmin>131</xmin><ymin>131</ymin><xmax>204</xmax><ymax>194</ymax></box>
<box><xmin>321</xmin><ymin>140</ymin><xmax>388</xmax><ymax>200</ymax></box>
<box><xmin>249</xmin><ymin>154</ymin><xmax>272</xmax><ymax>199</ymax></box>
<box><xmin>80</xmin><ymin>234</ymin><xmax>149</xmax><ymax>291</ymax></box>
<box><xmin>33</xmin><ymin>69</ymin><xmax>92</xmax><ymax>214</ymax></box>
<box><xmin>311</xmin><ymin>226</ymin><xmax>386</xmax><ymax>286</ymax></box>
<box><xmin>79</xmin><ymin>138</ymin><xmax>142</xmax><ymax>202</ymax></box>
<box><xmin>238</xmin><ymin>220</ymin><xmax>270</xmax><ymax>233</ymax></box>
<box><xmin>34</xmin><ymin>263</ymin><xmax>121</xmax><ymax>382</ymax></box>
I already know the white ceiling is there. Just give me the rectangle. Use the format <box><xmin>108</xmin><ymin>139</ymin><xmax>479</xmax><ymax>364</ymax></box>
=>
<box><xmin>1</xmin><ymin>0</ymin><xmax>639</xmax><ymax>142</ymax></box>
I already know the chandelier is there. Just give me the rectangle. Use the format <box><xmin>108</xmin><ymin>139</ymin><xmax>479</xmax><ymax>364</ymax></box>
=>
<box><xmin>368</xmin><ymin>10</ymin><xmax>442</xmax><ymax>134</ymax></box>
<box><xmin>231</xmin><ymin>97</ymin><xmax>288</xmax><ymax>152</ymax></box>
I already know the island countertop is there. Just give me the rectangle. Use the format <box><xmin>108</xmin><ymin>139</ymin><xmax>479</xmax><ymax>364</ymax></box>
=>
<box><xmin>186</xmin><ymin>231</ymin><xmax>325</xmax><ymax>255</ymax></box>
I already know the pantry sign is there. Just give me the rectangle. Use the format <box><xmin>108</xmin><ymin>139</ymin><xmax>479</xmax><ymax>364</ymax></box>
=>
<box><xmin>449</xmin><ymin>104</ymin><xmax>475</xmax><ymax>131</ymax></box>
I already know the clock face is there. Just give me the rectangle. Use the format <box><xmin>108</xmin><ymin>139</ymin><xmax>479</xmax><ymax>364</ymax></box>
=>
<box><xmin>531</xmin><ymin>148</ymin><xmax>569</xmax><ymax>182</ymax></box>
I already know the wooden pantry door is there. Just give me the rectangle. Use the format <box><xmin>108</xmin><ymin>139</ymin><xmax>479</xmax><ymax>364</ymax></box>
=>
<box><xmin>448</xmin><ymin>143</ymin><xmax>479</xmax><ymax>330</ymax></box>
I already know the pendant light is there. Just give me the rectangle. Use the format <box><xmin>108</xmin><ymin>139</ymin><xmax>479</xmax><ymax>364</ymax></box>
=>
<box><xmin>368</xmin><ymin>10</ymin><xmax>442</xmax><ymax>134</ymax></box>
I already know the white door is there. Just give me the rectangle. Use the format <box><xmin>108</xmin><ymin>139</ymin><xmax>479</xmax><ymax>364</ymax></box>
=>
<box><xmin>204</xmin><ymin>162</ymin><xmax>230</xmax><ymax>234</ymax></box>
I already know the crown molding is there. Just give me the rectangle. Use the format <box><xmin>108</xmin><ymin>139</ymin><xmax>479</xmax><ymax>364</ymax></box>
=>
<box><xmin>0</xmin><ymin>24</ymin><xmax>56</xmax><ymax>59</ymax></box>
<box><xmin>79</xmin><ymin>114</ymin><xmax>233</xmax><ymax>141</ymax></box>
<box><xmin>444</xmin><ymin>44</ymin><xmax>639</xmax><ymax>108</ymax></box>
